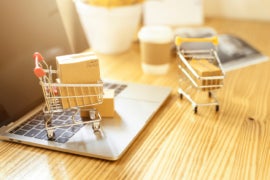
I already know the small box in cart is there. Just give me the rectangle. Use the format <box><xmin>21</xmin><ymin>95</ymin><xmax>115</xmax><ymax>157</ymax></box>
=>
<box><xmin>189</xmin><ymin>59</ymin><xmax>222</xmax><ymax>91</ymax></box>
<box><xmin>80</xmin><ymin>89</ymin><xmax>115</xmax><ymax>118</ymax></box>
<box><xmin>56</xmin><ymin>52</ymin><xmax>102</xmax><ymax>109</ymax></box>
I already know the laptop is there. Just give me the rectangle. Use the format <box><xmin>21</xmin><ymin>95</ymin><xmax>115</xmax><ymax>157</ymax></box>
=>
<box><xmin>0</xmin><ymin>79</ymin><xmax>171</xmax><ymax>160</ymax></box>
<box><xmin>0</xmin><ymin>1</ymin><xmax>171</xmax><ymax>160</ymax></box>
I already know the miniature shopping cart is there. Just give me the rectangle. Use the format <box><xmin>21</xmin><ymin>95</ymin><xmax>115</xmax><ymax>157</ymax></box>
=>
<box><xmin>175</xmin><ymin>36</ymin><xmax>225</xmax><ymax>113</ymax></box>
<box><xmin>33</xmin><ymin>52</ymin><xmax>103</xmax><ymax>139</ymax></box>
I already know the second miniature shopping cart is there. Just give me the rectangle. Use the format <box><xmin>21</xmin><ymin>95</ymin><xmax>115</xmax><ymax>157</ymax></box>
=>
<box><xmin>175</xmin><ymin>36</ymin><xmax>225</xmax><ymax>113</ymax></box>
<box><xmin>33</xmin><ymin>52</ymin><xmax>103</xmax><ymax>139</ymax></box>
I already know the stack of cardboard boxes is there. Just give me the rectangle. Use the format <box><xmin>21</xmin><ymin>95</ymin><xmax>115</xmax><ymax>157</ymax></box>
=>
<box><xmin>56</xmin><ymin>52</ymin><xmax>114</xmax><ymax>118</ymax></box>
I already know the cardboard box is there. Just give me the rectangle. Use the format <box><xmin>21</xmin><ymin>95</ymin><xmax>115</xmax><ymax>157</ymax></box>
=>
<box><xmin>56</xmin><ymin>52</ymin><xmax>102</xmax><ymax>109</ymax></box>
<box><xmin>57</xmin><ymin>84</ymin><xmax>103</xmax><ymax>109</ymax></box>
<box><xmin>56</xmin><ymin>52</ymin><xmax>100</xmax><ymax>83</ymax></box>
<box><xmin>80</xmin><ymin>89</ymin><xmax>115</xmax><ymax>118</ymax></box>
<box><xmin>189</xmin><ymin>59</ymin><xmax>222</xmax><ymax>91</ymax></box>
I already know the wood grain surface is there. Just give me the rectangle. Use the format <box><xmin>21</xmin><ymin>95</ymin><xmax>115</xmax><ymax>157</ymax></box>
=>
<box><xmin>1</xmin><ymin>18</ymin><xmax>270</xmax><ymax>180</ymax></box>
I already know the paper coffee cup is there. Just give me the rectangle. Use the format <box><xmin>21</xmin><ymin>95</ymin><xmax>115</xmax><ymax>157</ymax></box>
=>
<box><xmin>138</xmin><ymin>26</ymin><xmax>173</xmax><ymax>74</ymax></box>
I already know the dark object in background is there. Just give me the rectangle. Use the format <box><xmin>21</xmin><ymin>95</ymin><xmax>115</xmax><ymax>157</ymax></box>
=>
<box><xmin>0</xmin><ymin>0</ymin><xmax>87</xmax><ymax>126</ymax></box>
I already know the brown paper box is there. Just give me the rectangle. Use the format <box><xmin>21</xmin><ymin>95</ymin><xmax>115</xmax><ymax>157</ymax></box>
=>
<box><xmin>189</xmin><ymin>59</ymin><xmax>222</xmax><ymax>91</ymax></box>
<box><xmin>56</xmin><ymin>52</ymin><xmax>102</xmax><ymax>109</ymax></box>
<box><xmin>56</xmin><ymin>52</ymin><xmax>100</xmax><ymax>83</ymax></box>
<box><xmin>80</xmin><ymin>89</ymin><xmax>115</xmax><ymax>118</ymax></box>
<box><xmin>58</xmin><ymin>85</ymin><xmax>103</xmax><ymax>109</ymax></box>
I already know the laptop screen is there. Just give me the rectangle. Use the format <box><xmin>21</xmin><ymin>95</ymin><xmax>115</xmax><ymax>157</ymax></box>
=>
<box><xmin>0</xmin><ymin>1</ymin><xmax>74</xmax><ymax>126</ymax></box>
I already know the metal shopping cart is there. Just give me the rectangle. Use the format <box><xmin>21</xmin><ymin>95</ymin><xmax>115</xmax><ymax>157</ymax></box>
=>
<box><xmin>33</xmin><ymin>52</ymin><xmax>103</xmax><ymax>139</ymax></box>
<box><xmin>175</xmin><ymin>36</ymin><xmax>225</xmax><ymax>113</ymax></box>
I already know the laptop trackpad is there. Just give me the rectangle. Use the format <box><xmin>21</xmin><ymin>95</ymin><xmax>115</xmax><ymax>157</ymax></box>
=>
<box><xmin>117</xmin><ymin>83</ymin><xmax>171</xmax><ymax>102</ymax></box>
<box><xmin>67</xmin><ymin>98</ymin><xmax>160</xmax><ymax>160</ymax></box>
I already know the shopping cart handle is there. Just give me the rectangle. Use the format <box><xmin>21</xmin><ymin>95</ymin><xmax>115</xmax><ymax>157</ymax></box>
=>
<box><xmin>175</xmin><ymin>36</ymin><xmax>218</xmax><ymax>46</ymax></box>
<box><xmin>33</xmin><ymin>52</ymin><xmax>46</xmax><ymax>77</ymax></box>
<box><xmin>33</xmin><ymin>52</ymin><xmax>44</xmax><ymax>62</ymax></box>
<box><xmin>34</xmin><ymin>67</ymin><xmax>46</xmax><ymax>78</ymax></box>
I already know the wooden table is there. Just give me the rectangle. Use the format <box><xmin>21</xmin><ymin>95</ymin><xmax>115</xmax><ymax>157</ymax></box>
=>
<box><xmin>1</xmin><ymin>18</ymin><xmax>270</xmax><ymax>179</ymax></box>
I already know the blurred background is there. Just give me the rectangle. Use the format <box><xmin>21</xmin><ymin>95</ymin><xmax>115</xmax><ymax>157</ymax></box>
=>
<box><xmin>56</xmin><ymin>0</ymin><xmax>270</xmax><ymax>53</ymax></box>
<box><xmin>204</xmin><ymin>0</ymin><xmax>270</xmax><ymax>21</ymax></box>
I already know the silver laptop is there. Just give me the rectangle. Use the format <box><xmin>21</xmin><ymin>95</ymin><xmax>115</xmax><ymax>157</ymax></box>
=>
<box><xmin>0</xmin><ymin>79</ymin><xmax>171</xmax><ymax>160</ymax></box>
<box><xmin>0</xmin><ymin>1</ymin><xmax>171</xmax><ymax>160</ymax></box>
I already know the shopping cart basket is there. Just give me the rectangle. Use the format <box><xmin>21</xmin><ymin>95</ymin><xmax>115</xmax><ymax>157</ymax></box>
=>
<box><xmin>175</xmin><ymin>36</ymin><xmax>225</xmax><ymax>113</ymax></box>
<box><xmin>33</xmin><ymin>52</ymin><xmax>103</xmax><ymax>139</ymax></box>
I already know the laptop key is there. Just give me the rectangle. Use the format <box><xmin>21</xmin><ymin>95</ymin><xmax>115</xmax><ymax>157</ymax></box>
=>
<box><xmin>58</xmin><ymin>115</ymin><xmax>70</xmax><ymax>120</ymax></box>
<box><xmin>55</xmin><ymin>137</ymin><xmax>69</xmax><ymax>143</ymax></box>
<box><xmin>25</xmin><ymin>129</ymin><xmax>40</xmax><ymax>137</ymax></box>
<box><xmin>28</xmin><ymin>120</ymin><xmax>40</xmax><ymax>126</ymax></box>
<box><xmin>35</xmin><ymin>130</ymin><xmax>48</xmax><ymax>139</ymax></box>
<box><xmin>35</xmin><ymin>124</ymin><xmax>45</xmax><ymax>130</ymax></box>
<box><xmin>54</xmin><ymin>128</ymin><xmax>65</xmax><ymax>137</ymax></box>
<box><xmin>21</xmin><ymin>125</ymin><xmax>34</xmax><ymax>131</ymax></box>
<box><xmin>69</xmin><ymin>125</ymin><xmax>83</xmax><ymax>133</ymax></box>
<box><xmin>14</xmin><ymin>129</ymin><xmax>27</xmax><ymax>136</ymax></box>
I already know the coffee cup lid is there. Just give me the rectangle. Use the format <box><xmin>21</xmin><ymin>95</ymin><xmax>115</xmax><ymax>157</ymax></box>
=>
<box><xmin>138</xmin><ymin>26</ymin><xmax>173</xmax><ymax>43</ymax></box>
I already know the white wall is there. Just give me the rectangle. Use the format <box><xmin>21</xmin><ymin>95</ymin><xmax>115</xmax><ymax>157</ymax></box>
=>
<box><xmin>204</xmin><ymin>0</ymin><xmax>270</xmax><ymax>21</ymax></box>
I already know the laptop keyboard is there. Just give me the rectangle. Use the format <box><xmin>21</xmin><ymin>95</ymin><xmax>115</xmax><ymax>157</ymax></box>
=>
<box><xmin>9</xmin><ymin>82</ymin><xmax>127</xmax><ymax>143</ymax></box>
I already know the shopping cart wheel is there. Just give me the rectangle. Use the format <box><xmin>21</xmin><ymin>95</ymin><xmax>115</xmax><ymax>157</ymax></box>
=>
<box><xmin>179</xmin><ymin>93</ymin><xmax>183</xmax><ymax>99</ymax></box>
<box><xmin>47</xmin><ymin>129</ymin><xmax>55</xmax><ymax>140</ymax></box>
<box><xmin>92</xmin><ymin>122</ymin><xmax>101</xmax><ymax>132</ymax></box>
<box><xmin>89</xmin><ymin>109</ymin><xmax>96</xmax><ymax>120</ymax></box>
<box><xmin>194</xmin><ymin>106</ymin><xmax>198</xmax><ymax>114</ymax></box>
<box><xmin>215</xmin><ymin>105</ymin><xmax>219</xmax><ymax>112</ymax></box>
